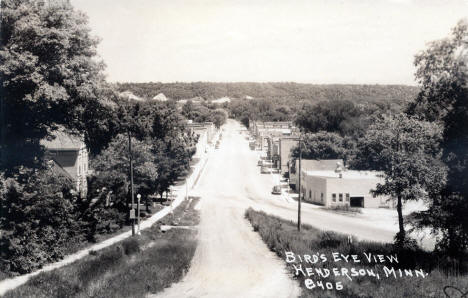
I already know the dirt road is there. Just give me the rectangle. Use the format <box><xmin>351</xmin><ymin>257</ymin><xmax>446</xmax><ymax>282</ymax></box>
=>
<box><xmin>151</xmin><ymin>120</ymin><xmax>301</xmax><ymax>298</ymax></box>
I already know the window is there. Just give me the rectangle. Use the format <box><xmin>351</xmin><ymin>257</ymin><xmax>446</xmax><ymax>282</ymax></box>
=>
<box><xmin>339</xmin><ymin>194</ymin><xmax>343</xmax><ymax>202</ymax></box>
<box><xmin>321</xmin><ymin>193</ymin><xmax>324</xmax><ymax>202</ymax></box>
<box><xmin>309</xmin><ymin>190</ymin><xmax>312</xmax><ymax>199</ymax></box>
<box><xmin>332</xmin><ymin>193</ymin><xmax>336</xmax><ymax>202</ymax></box>
<box><xmin>346</xmin><ymin>193</ymin><xmax>350</xmax><ymax>202</ymax></box>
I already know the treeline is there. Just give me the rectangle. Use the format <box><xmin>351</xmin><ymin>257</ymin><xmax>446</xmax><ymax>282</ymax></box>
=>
<box><xmin>116</xmin><ymin>81</ymin><xmax>418</xmax><ymax>103</ymax></box>
<box><xmin>0</xmin><ymin>1</ymin><xmax>197</xmax><ymax>275</ymax></box>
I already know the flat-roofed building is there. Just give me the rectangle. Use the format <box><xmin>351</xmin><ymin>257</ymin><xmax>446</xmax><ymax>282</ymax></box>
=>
<box><xmin>299</xmin><ymin>168</ymin><xmax>394</xmax><ymax>208</ymax></box>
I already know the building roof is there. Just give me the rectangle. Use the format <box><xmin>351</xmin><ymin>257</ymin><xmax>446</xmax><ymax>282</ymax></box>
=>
<box><xmin>119</xmin><ymin>90</ymin><xmax>143</xmax><ymax>101</ymax></box>
<box><xmin>304</xmin><ymin>170</ymin><xmax>383</xmax><ymax>180</ymax></box>
<box><xmin>211</xmin><ymin>96</ymin><xmax>231</xmax><ymax>103</ymax></box>
<box><xmin>153</xmin><ymin>93</ymin><xmax>168</xmax><ymax>101</ymax></box>
<box><xmin>190</xmin><ymin>96</ymin><xmax>205</xmax><ymax>102</ymax></box>
<box><xmin>40</xmin><ymin>131</ymin><xmax>84</xmax><ymax>151</ymax></box>
<box><xmin>296</xmin><ymin>159</ymin><xmax>344</xmax><ymax>172</ymax></box>
<box><xmin>48</xmin><ymin>159</ymin><xmax>75</xmax><ymax>181</ymax></box>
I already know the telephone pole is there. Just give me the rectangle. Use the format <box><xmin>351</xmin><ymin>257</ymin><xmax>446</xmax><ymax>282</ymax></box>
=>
<box><xmin>297</xmin><ymin>135</ymin><xmax>302</xmax><ymax>231</ymax></box>
<box><xmin>129</xmin><ymin>131</ymin><xmax>135</xmax><ymax>236</ymax></box>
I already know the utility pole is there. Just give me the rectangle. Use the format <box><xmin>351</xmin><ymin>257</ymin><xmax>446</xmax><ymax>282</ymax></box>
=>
<box><xmin>137</xmin><ymin>194</ymin><xmax>141</xmax><ymax>235</ymax></box>
<box><xmin>186</xmin><ymin>158</ymin><xmax>189</xmax><ymax>199</ymax></box>
<box><xmin>297</xmin><ymin>135</ymin><xmax>302</xmax><ymax>231</ymax></box>
<box><xmin>129</xmin><ymin>131</ymin><xmax>135</xmax><ymax>236</ymax></box>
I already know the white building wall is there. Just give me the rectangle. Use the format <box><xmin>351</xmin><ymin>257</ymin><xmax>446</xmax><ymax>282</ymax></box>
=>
<box><xmin>301</xmin><ymin>173</ymin><xmax>392</xmax><ymax>208</ymax></box>
<box><xmin>301</xmin><ymin>175</ymin><xmax>327</xmax><ymax>205</ymax></box>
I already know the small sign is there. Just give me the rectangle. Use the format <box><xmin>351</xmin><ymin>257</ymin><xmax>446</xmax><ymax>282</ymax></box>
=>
<box><xmin>129</xmin><ymin>209</ymin><xmax>136</xmax><ymax>219</ymax></box>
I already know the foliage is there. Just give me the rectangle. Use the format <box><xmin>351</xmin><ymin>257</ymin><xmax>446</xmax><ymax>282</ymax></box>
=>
<box><xmin>407</xmin><ymin>19</ymin><xmax>468</xmax><ymax>256</ymax></box>
<box><xmin>360</xmin><ymin>113</ymin><xmax>447</xmax><ymax>244</ymax></box>
<box><xmin>4</xmin><ymin>198</ymin><xmax>200</xmax><ymax>298</ymax></box>
<box><xmin>0</xmin><ymin>165</ymin><xmax>81</xmax><ymax>273</ymax></box>
<box><xmin>86</xmin><ymin>99</ymin><xmax>197</xmax><ymax>226</ymax></box>
<box><xmin>210</xmin><ymin>108</ymin><xmax>228</xmax><ymax>128</ymax></box>
<box><xmin>0</xmin><ymin>0</ymin><xmax>106</xmax><ymax>172</ymax></box>
<box><xmin>295</xmin><ymin>100</ymin><xmax>365</xmax><ymax>136</ymax></box>
<box><xmin>245</xmin><ymin>208</ymin><xmax>468</xmax><ymax>298</ymax></box>
<box><xmin>181</xmin><ymin>100</ymin><xmax>227</xmax><ymax>128</ymax></box>
<box><xmin>91</xmin><ymin>134</ymin><xmax>158</xmax><ymax>197</ymax></box>
<box><xmin>290</xmin><ymin>132</ymin><xmax>355</xmax><ymax>164</ymax></box>
<box><xmin>116</xmin><ymin>82</ymin><xmax>418</xmax><ymax>103</ymax></box>
<box><xmin>228</xmin><ymin>98</ymin><xmax>295</xmax><ymax>125</ymax></box>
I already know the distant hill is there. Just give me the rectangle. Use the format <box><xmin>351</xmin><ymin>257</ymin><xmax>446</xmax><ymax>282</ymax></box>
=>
<box><xmin>114</xmin><ymin>82</ymin><xmax>419</xmax><ymax>105</ymax></box>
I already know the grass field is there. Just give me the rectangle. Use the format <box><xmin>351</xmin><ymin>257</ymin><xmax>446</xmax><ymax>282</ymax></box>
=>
<box><xmin>245</xmin><ymin>208</ymin><xmax>468</xmax><ymax>298</ymax></box>
<box><xmin>4</xmin><ymin>197</ymin><xmax>201</xmax><ymax>298</ymax></box>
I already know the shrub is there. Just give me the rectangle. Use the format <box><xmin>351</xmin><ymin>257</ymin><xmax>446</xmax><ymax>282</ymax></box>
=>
<box><xmin>122</xmin><ymin>238</ymin><xmax>141</xmax><ymax>256</ymax></box>
<box><xmin>0</xmin><ymin>166</ymin><xmax>80</xmax><ymax>274</ymax></box>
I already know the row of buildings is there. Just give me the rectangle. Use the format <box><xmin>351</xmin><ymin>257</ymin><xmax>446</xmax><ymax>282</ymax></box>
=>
<box><xmin>249</xmin><ymin>120</ymin><xmax>394</xmax><ymax>209</ymax></box>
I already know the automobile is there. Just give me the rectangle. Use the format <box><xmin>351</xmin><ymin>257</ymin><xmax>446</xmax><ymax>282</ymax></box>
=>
<box><xmin>272</xmin><ymin>185</ymin><xmax>282</xmax><ymax>195</ymax></box>
<box><xmin>262</xmin><ymin>160</ymin><xmax>273</xmax><ymax>167</ymax></box>
<box><xmin>261</xmin><ymin>166</ymin><xmax>272</xmax><ymax>174</ymax></box>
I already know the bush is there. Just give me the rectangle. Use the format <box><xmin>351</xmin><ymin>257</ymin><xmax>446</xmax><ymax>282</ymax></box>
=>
<box><xmin>0</xmin><ymin>167</ymin><xmax>81</xmax><ymax>274</ymax></box>
<box><xmin>326</xmin><ymin>205</ymin><xmax>362</xmax><ymax>213</ymax></box>
<box><xmin>122</xmin><ymin>238</ymin><xmax>141</xmax><ymax>256</ymax></box>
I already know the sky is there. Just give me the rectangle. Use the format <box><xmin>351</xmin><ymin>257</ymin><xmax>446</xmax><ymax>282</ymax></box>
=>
<box><xmin>72</xmin><ymin>0</ymin><xmax>468</xmax><ymax>85</ymax></box>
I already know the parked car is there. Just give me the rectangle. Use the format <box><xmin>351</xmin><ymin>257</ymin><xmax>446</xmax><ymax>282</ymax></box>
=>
<box><xmin>262</xmin><ymin>160</ymin><xmax>273</xmax><ymax>167</ymax></box>
<box><xmin>272</xmin><ymin>185</ymin><xmax>282</xmax><ymax>195</ymax></box>
<box><xmin>261</xmin><ymin>166</ymin><xmax>272</xmax><ymax>174</ymax></box>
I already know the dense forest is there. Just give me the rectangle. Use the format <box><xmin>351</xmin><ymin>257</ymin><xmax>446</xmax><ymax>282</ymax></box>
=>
<box><xmin>116</xmin><ymin>82</ymin><xmax>418</xmax><ymax>104</ymax></box>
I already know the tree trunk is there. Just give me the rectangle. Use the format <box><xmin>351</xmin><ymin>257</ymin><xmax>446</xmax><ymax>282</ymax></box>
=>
<box><xmin>396</xmin><ymin>195</ymin><xmax>405</xmax><ymax>242</ymax></box>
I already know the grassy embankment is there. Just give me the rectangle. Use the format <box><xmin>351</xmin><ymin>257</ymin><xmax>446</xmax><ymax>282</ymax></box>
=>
<box><xmin>5</xmin><ymin>197</ymin><xmax>201</xmax><ymax>298</ymax></box>
<box><xmin>245</xmin><ymin>208</ymin><xmax>468</xmax><ymax>298</ymax></box>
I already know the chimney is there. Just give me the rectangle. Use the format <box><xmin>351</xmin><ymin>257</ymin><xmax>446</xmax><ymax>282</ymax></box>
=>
<box><xmin>335</xmin><ymin>161</ymin><xmax>343</xmax><ymax>178</ymax></box>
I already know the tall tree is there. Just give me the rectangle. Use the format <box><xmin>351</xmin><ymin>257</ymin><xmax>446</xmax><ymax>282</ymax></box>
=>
<box><xmin>0</xmin><ymin>0</ymin><xmax>105</xmax><ymax>172</ymax></box>
<box><xmin>361</xmin><ymin>113</ymin><xmax>447</xmax><ymax>245</ymax></box>
<box><xmin>210</xmin><ymin>109</ymin><xmax>228</xmax><ymax>128</ymax></box>
<box><xmin>290</xmin><ymin>132</ymin><xmax>354</xmax><ymax>163</ymax></box>
<box><xmin>407</xmin><ymin>19</ymin><xmax>468</xmax><ymax>255</ymax></box>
